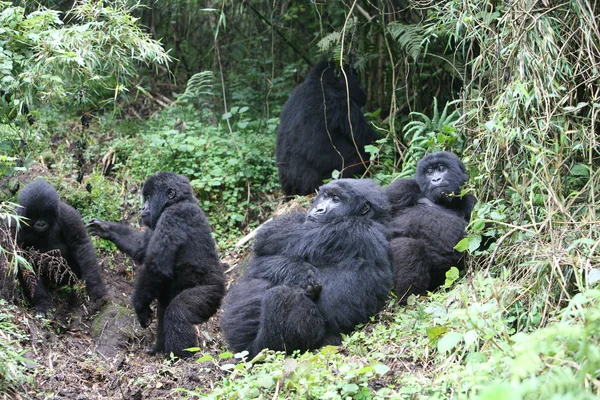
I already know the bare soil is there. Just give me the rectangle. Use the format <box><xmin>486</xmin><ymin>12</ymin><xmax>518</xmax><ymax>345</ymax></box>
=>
<box><xmin>4</xmin><ymin>250</ymin><xmax>245</xmax><ymax>400</ymax></box>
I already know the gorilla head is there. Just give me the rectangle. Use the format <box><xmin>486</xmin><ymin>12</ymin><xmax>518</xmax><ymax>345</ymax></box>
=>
<box><xmin>307</xmin><ymin>179</ymin><xmax>390</xmax><ymax>224</ymax></box>
<box><xmin>140</xmin><ymin>172</ymin><xmax>194</xmax><ymax>229</ymax></box>
<box><xmin>18</xmin><ymin>179</ymin><xmax>60</xmax><ymax>235</ymax></box>
<box><xmin>416</xmin><ymin>151</ymin><xmax>469</xmax><ymax>206</ymax></box>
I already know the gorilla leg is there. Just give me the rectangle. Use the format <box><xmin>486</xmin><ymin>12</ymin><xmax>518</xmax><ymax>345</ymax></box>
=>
<box><xmin>251</xmin><ymin>285</ymin><xmax>326</xmax><ymax>357</ymax></box>
<box><xmin>391</xmin><ymin>238</ymin><xmax>431</xmax><ymax>302</ymax></box>
<box><xmin>163</xmin><ymin>284</ymin><xmax>224</xmax><ymax>358</ymax></box>
<box><xmin>30</xmin><ymin>276</ymin><xmax>53</xmax><ymax>314</ymax></box>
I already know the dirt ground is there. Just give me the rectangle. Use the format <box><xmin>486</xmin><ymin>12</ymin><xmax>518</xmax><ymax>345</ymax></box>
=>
<box><xmin>3</xmin><ymin>249</ymin><xmax>246</xmax><ymax>400</ymax></box>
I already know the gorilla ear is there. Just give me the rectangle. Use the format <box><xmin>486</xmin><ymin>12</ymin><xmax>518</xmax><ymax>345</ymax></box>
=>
<box><xmin>167</xmin><ymin>188</ymin><xmax>176</xmax><ymax>200</ymax></box>
<box><xmin>360</xmin><ymin>202</ymin><xmax>371</xmax><ymax>216</ymax></box>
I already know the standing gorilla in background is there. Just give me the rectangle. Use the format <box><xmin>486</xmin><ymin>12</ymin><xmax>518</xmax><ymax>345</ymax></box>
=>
<box><xmin>385</xmin><ymin>152</ymin><xmax>476</xmax><ymax>301</ymax></box>
<box><xmin>87</xmin><ymin>172</ymin><xmax>225</xmax><ymax>358</ymax></box>
<box><xmin>221</xmin><ymin>179</ymin><xmax>392</xmax><ymax>358</ymax></box>
<box><xmin>15</xmin><ymin>179</ymin><xmax>107</xmax><ymax>314</ymax></box>
<box><xmin>276</xmin><ymin>62</ymin><xmax>379</xmax><ymax>196</ymax></box>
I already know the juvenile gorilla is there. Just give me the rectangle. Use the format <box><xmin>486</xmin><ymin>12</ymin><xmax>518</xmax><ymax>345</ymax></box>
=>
<box><xmin>221</xmin><ymin>179</ymin><xmax>393</xmax><ymax>358</ymax></box>
<box><xmin>385</xmin><ymin>152</ymin><xmax>476</xmax><ymax>301</ymax></box>
<box><xmin>276</xmin><ymin>62</ymin><xmax>379</xmax><ymax>196</ymax></box>
<box><xmin>15</xmin><ymin>179</ymin><xmax>107</xmax><ymax>314</ymax></box>
<box><xmin>87</xmin><ymin>172</ymin><xmax>225</xmax><ymax>358</ymax></box>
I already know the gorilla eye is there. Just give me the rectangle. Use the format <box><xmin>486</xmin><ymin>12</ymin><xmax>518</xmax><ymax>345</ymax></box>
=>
<box><xmin>438</xmin><ymin>165</ymin><xmax>446</xmax><ymax>172</ymax></box>
<box><xmin>426</xmin><ymin>168</ymin><xmax>434</xmax><ymax>175</ymax></box>
<box><xmin>331</xmin><ymin>195</ymin><xmax>341</xmax><ymax>203</ymax></box>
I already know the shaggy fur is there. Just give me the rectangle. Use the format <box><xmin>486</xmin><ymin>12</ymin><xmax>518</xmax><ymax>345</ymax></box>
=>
<box><xmin>88</xmin><ymin>172</ymin><xmax>225</xmax><ymax>358</ymax></box>
<box><xmin>221</xmin><ymin>179</ymin><xmax>393</xmax><ymax>358</ymax></box>
<box><xmin>275</xmin><ymin>62</ymin><xmax>379</xmax><ymax>196</ymax></box>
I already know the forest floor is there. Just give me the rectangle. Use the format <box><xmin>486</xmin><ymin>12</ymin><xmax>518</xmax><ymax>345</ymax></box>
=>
<box><xmin>5</xmin><ymin>247</ymin><xmax>249</xmax><ymax>399</ymax></box>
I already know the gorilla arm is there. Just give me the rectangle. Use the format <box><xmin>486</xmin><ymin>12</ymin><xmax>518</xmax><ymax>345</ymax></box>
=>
<box><xmin>385</xmin><ymin>178</ymin><xmax>424</xmax><ymax>213</ymax></box>
<box><xmin>87</xmin><ymin>218</ymin><xmax>150</xmax><ymax>264</ymax></box>
<box><xmin>59</xmin><ymin>204</ymin><xmax>107</xmax><ymax>300</ymax></box>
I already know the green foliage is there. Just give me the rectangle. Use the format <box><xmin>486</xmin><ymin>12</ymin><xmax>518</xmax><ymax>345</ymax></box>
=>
<box><xmin>46</xmin><ymin>173</ymin><xmax>122</xmax><ymax>223</ymax></box>
<box><xmin>111</xmin><ymin>105</ymin><xmax>278</xmax><ymax>249</ymax></box>
<box><xmin>185</xmin><ymin>346</ymin><xmax>394</xmax><ymax>399</ymax></box>
<box><xmin>396</xmin><ymin>97</ymin><xmax>461</xmax><ymax>177</ymax></box>
<box><xmin>0</xmin><ymin>300</ymin><xmax>33</xmax><ymax>394</ymax></box>
<box><xmin>0</xmin><ymin>1</ymin><xmax>171</xmax><ymax>129</ymax></box>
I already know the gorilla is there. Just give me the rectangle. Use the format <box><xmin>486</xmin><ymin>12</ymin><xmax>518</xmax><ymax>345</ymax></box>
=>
<box><xmin>385</xmin><ymin>151</ymin><xmax>476</xmax><ymax>301</ymax></box>
<box><xmin>15</xmin><ymin>179</ymin><xmax>107</xmax><ymax>314</ymax></box>
<box><xmin>276</xmin><ymin>61</ymin><xmax>379</xmax><ymax>196</ymax></box>
<box><xmin>87</xmin><ymin>172</ymin><xmax>225</xmax><ymax>358</ymax></box>
<box><xmin>221</xmin><ymin>179</ymin><xmax>393</xmax><ymax>359</ymax></box>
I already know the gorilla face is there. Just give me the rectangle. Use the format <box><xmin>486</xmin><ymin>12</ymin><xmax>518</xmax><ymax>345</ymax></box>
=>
<box><xmin>140</xmin><ymin>172</ymin><xmax>193</xmax><ymax>229</ymax></box>
<box><xmin>307</xmin><ymin>180</ymin><xmax>379</xmax><ymax>223</ymax></box>
<box><xmin>416</xmin><ymin>151</ymin><xmax>469</xmax><ymax>205</ymax></box>
<box><xmin>17</xmin><ymin>179</ymin><xmax>60</xmax><ymax>237</ymax></box>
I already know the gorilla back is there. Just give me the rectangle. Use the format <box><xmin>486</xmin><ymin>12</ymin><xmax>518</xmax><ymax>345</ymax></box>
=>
<box><xmin>221</xmin><ymin>178</ymin><xmax>393</xmax><ymax>358</ymax></box>
<box><xmin>88</xmin><ymin>172</ymin><xmax>225</xmax><ymax>358</ymax></box>
<box><xmin>276</xmin><ymin>62</ymin><xmax>379</xmax><ymax>196</ymax></box>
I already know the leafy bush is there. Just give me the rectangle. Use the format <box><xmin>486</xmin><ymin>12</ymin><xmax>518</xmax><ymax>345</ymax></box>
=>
<box><xmin>111</xmin><ymin>105</ymin><xmax>279</xmax><ymax>249</ymax></box>
<box><xmin>0</xmin><ymin>1</ymin><xmax>171</xmax><ymax>130</ymax></box>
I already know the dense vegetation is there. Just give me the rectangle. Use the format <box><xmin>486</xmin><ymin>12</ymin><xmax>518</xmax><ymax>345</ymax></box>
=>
<box><xmin>1</xmin><ymin>0</ymin><xmax>599</xmax><ymax>398</ymax></box>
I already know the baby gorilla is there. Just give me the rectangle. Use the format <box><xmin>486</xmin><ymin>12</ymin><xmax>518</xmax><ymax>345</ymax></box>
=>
<box><xmin>15</xmin><ymin>179</ymin><xmax>107</xmax><ymax>314</ymax></box>
<box><xmin>221</xmin><ymin>179</ymin><xmax>393</xmax><ymax>359</ymax></box>
<box><xmin>87</xmin><ymin>172</ymin><xmax>225</xmax><ymax>358</ymax></box>
<box><xmin>385</xmin><ymin>151</ymin><xmax>476</xmax><ymax>301</ymax></box>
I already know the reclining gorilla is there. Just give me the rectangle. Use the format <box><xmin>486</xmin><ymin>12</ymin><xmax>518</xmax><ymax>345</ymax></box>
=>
<box><xmin>385</xmin><ymin>151</ymin><xmax>476</xmax><ymax>301</ymax></box>
<box><xmin>276</xmin><ymin>61</ymin><xmax>379</xmax><ymax>196</ymax></box>
<box><xmin>15</xmin><ymin>179</ymin><xmax>107</xmax><ymax>314</ymax></box>
<box><xmin>221</xmin><ymin>179</ymin><xmax>393</xmax><ymax>358</ymax></box>
<box><xmin>87</xmin><ymin>172</ymin><xmax>225</xmax><ymax>358</ymax></box>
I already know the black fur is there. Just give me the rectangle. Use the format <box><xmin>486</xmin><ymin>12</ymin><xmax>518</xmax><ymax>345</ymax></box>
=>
<box><xmin>276</xmin><ymin>62</ymin><xmax>379</xmax><ymax>196</ymax></box>
<box><xmin>15</xmin><ymin>179</ymin><xmax>107</xmax><ymax>314</ymax></box>
<box><xmin>385</xmin><ymin>152</ymin><xmax>476</xmax><ymax>301</ymax></box>
<box><xmin>221</xmin><ymin>179</ymin><xmax>393</xmax><ymax>358</ymax></box>
<box><xmin>87</xmin><ymin>172</ymin><xmax>225</xmax><ymax>358</ymax></box>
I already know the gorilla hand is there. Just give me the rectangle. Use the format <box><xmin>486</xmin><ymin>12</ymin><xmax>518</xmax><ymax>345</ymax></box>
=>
<box><xmin>86</xmin><ymin>218</ymin><xmax>113</xmax><ymax>240</ymax></box>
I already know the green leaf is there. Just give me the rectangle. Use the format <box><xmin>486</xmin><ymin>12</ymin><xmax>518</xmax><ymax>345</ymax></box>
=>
<box><xmin>426</xmin><ymin>326</ymin><xmax>447</xmax><ymax>341</ymax></box>
<box><xmin>437</xmin><ymin>331</ymin><xmax>463</xmax><ymax>353</ymax></box>
<box><xmin>373</xmin><ymin>363</ymin><xmax>390</xmax><ymax>375</ymax></box>
<box><xmin>196</xmin><ymin>355</ymin><xmax>213</xmax><ymax>362</ymax></box>
<box><xmin>219</xmin><ymin>352</ymin><xmax>234</xmax><ymax>359</ymax></box>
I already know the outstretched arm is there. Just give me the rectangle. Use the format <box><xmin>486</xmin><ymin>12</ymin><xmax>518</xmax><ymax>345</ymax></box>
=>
<box><xmin>87</xmin><ymin>218</ymin><xmax>150</xmax><ymax>264</ymax></box>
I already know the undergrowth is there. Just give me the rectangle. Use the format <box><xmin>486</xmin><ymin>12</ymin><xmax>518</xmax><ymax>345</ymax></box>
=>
<box><xmin>109</xmin><ymin>105</ymin><xmax>279</xmax><ymax>249</ymax></box>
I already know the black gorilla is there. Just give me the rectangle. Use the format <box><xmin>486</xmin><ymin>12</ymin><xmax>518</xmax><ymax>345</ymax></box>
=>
<box><xmin>87</xmin><ymin>172</ymin><xmax>225</xmax><ymax>358</ymax></box>
<box><xmin>221</xmin><ymin>179</ymin><xmax>393</xmax><ymax>358</ymax></box>
<box><xmin>15</xmin><ymin>179</ymin><xmax>107</xmax><ymax>314</ymax></box>
<box><xmin>276</xmin><ymin>62</ymin><xmax>379</xmax><ymax>196</ymax></box>
<box><xmin>385</xmin><ymin>152</ymin><xmax>476</xmax><ymax>301</ymax></box>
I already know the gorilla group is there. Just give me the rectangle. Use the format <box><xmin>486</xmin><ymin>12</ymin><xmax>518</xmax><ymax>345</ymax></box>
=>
<box><xmin>385</xmin><ymin>151</ymin><xmax>476</xmax><ymax>301</ymax></box>
<box><xmin>15</xmin><ymin>179</ymin><xmax>107</xmax><ymax>315</ymax></box>
<box><xmin>87</xmin><ymin>172</ymin><xmax>225</xmax><ymax>358</ymax></box>
<box><xmin>276</xmin><ymin>61</ymin><xmax>379</xmax><ymax>196</ymax></box>
<box><xmin>221</xmin><ymin>179</ymin><xmax>393</xmax><ymax>358</ymax></box>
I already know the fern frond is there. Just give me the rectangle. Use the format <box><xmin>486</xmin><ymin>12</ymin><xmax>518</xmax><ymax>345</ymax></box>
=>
<box><xmin>174</xmin><ymin>71</ymin><xmax>214</xmax><ymax>106</ymax></box>
<box><xmin>387</xmin><ymin>22</ymin><xmax>426</xmax><ymax>63</ymax></box>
